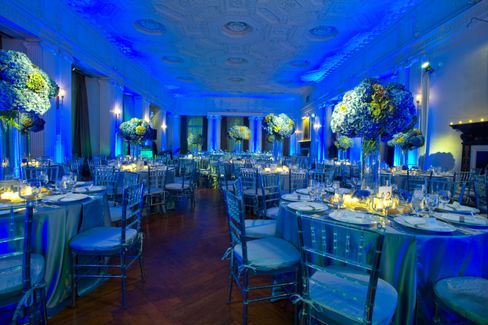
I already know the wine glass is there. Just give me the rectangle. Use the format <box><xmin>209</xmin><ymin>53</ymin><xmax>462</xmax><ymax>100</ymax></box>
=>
<box><xmin>29</xmin><ymin>180</ymin><xmax>41</xmax><ymax>206</ymax></box>
<box><xmin>39</xmin><ymin>171</ymin><xmax>49</xmax><ymax>188</ymax></box>
<box><xmin>411</xmin><ymin>190</ymin><xmax>424</xmax><ymax>216</ymax></box>
<box><xmin>438</xmin><ymin>190</ymin><xmax>451</xmax><ymax>207</ymax></box>
<box><xmin>425</xmin><ymin>193</ymin><xmax>439</xmax><ymax>217</ymax></box>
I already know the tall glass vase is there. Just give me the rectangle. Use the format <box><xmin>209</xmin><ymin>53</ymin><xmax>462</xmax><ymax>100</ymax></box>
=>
<box><xmin>234</xmin><ymin>141</ymin><xmax>242</xmax><ymax>154</ymax></box>
<box><xmin>361</xmin><ymin>137</ymin><xmax>381</xmax><ymax>192</ymax></box>
<box><xmin>273</xmin><ymin>137</ymin><xmax>283</xmax><ymax>162</ymax></box>
<box><xmin>400</xmin><ymin>150</ymin><xmax>409</xmax><ymax>170</ymax></box>
<box><xmin>338</xmin><ymin>148</ymin><xmax>348</xmax><ymax>161</ymax></box>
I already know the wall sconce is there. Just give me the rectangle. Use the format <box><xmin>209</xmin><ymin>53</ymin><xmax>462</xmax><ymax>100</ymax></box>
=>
<box><xmin>112</xmin><ymin>107</ymin><xmax>122</xmax><ymax>120</ymax></box>
<box><xmin>161</xmin><ymin>123</ymin><xmax>167</xmax><ymax>131</ymax></box>
<box><xmin>421</xmin><ymin>61</ymin><xmax>434</xmax><ymax>73</ymax></box>
<box><xmin>415</xmin><ymin>94</ymin><xmax>422</xmax><ymax>105</ymax></box>
<box><xmin>56</xmin><ymin>88</ymin><xmax>65</xmax><ymax>109</ymax></box>
<box><xmin>313</xmin><ymin>121</ymin><xmax>321</xmax><ymax>131</ymax></box>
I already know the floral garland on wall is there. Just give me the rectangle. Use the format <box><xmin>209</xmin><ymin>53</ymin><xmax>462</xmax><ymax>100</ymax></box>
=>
<box><xmin>263</xmin><ymin>113</ymin><xmax>295</xmax><ymax>140</ymax></box>
<box><xmin>228</xmin><ymin>125</ymin><xmax>250</xmax><ymax>143</ymax></box>
<box><xmin>0</xmin><ymin>50</ymin><xmax>58</xmax><ymax>133</ymax></box>
<box><xmin>119</xmin><ymin>118</ymin><xmax>153</xmax><ymax>144</ymax></box>
<box><xmin>330</xmin><ymin>78</ymin><xmax>415</xmax><ymax>153</ymax></box>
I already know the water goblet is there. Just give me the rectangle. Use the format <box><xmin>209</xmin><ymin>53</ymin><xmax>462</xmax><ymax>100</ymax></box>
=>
<box><xmin>39</xmin><ymin>171</ymin><xmax>49</xmax><ymax>188</ymax></box>
<box><xmin>438</xmin><ymin>190</ymin><xmax>451</xmax><ymax>207</ymax></box>
<box><xmin>425</xmin><ymin>193</ymin><xmax>439</xmax><ymax>217</ymax></box>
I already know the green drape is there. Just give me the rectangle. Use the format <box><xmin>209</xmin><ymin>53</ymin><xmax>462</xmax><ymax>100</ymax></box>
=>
<box><xmin>72</xmin><ymin>71</ymin><xmax>92</xmax><ymax>158</ymax></box>
<box><xmin>180</xmin><ymin>116</ymin><xmax>188</xmax><ymax>154</ymax></box>
<box><xmin>202</xmin><ymin>116</ymin><xmax>208</xmax><ymax>151</ymax></box>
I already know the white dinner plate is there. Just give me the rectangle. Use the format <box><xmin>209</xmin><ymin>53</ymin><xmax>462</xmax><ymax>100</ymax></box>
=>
<box><xmin>434</xmin><ymin>212</ymin><xmax>488</xmax><ymax>228</ymax></box>
<box><xmin>296</xmin><ymin>188</ymin><xmax>311</xmax><ymax>195</ymax></box>
<box><xmin>436</xmin><ymin>203</ymin><xmax>480</xmax><ymax>215</ymax></box>
<box><xmin>328</xmin><ymin>210</ymin><xmax>378</xmax><ymax>226</ymax></box>
<box><xmin>288</xmin><ymin>202</ymin><xmax>328</xmax><ymax>214</ymax></box>
<box><xmin>394</xmin><ymin>216</ymin><xmax>456</xmax><ymax>233</ymax></box>
<box><xmin>281</xmin><ymin>193</ymin><xmax>312</xmax><ymax>202</ymax></box>
<box><xmin>73</xmin><ymin>186</ymin><xmax>106</xmax><ymax>194</ymax></box>
<box><xmin>75</xmin><ymin>181</ymin><xmax>92</xmax><ymax>187</ymax></box>
<box><xmin>43</xmin><ymin>193</ymin><xmax>89</xmax><ymax>205</ymax></box>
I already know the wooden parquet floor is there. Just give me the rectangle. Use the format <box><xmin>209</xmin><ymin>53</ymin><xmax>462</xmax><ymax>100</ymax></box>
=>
<box><xmin>50</xmin><ymin>189</ymin><xmax>294</xmax><ymax>325</ymax></box>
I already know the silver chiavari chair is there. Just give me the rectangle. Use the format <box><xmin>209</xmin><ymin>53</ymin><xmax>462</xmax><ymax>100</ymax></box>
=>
<box><xmin>296</xmin><ymin>214</ymin><xmax>398</xmax><ymax>325</ymax></box>
<box><xmin>289</xmin><ymin>169</ymin><xmax>308</xmax><ymax>194</ymax></box>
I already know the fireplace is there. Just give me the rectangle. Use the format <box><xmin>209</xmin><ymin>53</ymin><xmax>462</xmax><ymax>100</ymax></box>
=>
<box><xmin>451</xmin><ymin>121</ymin><xmax>488</xmax><ymax>171</ymax></box>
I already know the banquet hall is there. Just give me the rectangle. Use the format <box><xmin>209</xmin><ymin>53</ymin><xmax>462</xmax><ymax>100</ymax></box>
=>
<box><xmin>0</xmin><ymin>0</ymin><xmax>487</xmax><ymax>324</ymax></box>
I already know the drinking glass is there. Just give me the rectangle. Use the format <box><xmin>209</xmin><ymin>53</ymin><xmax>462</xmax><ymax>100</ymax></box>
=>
<box><xmin>425</xmin><ymin>193</ymin><xmax>439</xmax><ymax>217</ymax></box>
<box><xmin>39</xmin><ymin>171</ymin><xmax>49</xmax><ymax>187</ymax></box>
<box><xmin>438</xmin><ymin>190</ymin><xmax>451</xmax><ymax>207</ymax></box>
<box><xmin>411</xmin><ymin>190</ymin><xmax>424</xmax><ymax>216</ymax></box>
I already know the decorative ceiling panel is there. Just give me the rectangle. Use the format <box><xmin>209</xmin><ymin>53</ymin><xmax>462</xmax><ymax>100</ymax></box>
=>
<box><xmin>62</xmin><ymin>0</ymin><xmax>474</xmax><ymax>99</ymax></box>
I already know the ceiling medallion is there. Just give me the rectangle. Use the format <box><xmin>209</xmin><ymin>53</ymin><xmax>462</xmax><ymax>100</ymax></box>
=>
<box><xmin>308</xmin><ymin>25</ymin><xmax>338</xmax><ymax>40</ymax></box>
<box><xmin>228</xmin><ymin>77</ymin><xmax>245</xmax><ymax>82</ymax></box>
<box><xmin>161</xmin><ymin>56</ymin><xmax>184</xmax><ymax>64</ymax></box>
<box><xmin>134</xmin><ymin>19</ymin><xmax>165</xmax><ymax>35</ymax></box>
<box><xmin>223</xmin><ymin>21</ymin><xmax>252</xmax><ymax>36</ymax></box>
<box><xmin>289</xmin><ymin>59</ymin><xmax>310</xmax><ymax>67</ymax></box>
<box><xmin>225</xmin><ymin>57</ymin><xmax>248</xmax><ymax>65</ymax></box>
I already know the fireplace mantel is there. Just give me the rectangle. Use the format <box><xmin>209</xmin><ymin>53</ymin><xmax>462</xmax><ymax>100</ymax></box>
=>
<box><xmin>451</xmin><ymin>121</ymin><xmax>488</xmax><ymax>171</ymax></box>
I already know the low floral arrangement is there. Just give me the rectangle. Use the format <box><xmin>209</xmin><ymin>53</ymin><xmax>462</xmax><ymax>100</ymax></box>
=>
<box><xmin>228</xmin><ymin>125</ymin><xmax>250</xmax><ymax>142</ymax></box>
<box><xmin>330</xmin><ymin>78</ymin><xmax>415</xmax><ymax>153</ymax></box>
<box><xmin>388</xmin><ymin>128</ymin><xmax>425</xmax><ymax>151</ymax></box>
<box><xmin>263</xmin><ymin>113</ymin><xmax>295</xmax><ymax>139</ymax></box>
<box><xmin>334</xmin><ymin>135</ymin><xmax>354</xmax><ymax>150</ymax></box>
<box><xmin>0</xmin><ymin>50</ymin><xmax>58</xmax><ymax>132</ymax></box>
<box><xmin>119</xmin><ymin>118</ymin><xmax>152</xmax><ymax>144</ymax></box>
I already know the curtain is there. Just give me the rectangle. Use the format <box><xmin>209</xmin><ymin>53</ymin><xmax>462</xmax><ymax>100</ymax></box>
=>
<box><xmin>180</xmin><ymin>116</ymin><xmax>188</xmax><ymax>154</ymax></box>
<box><xmin>72</xmin><ymin>71</ymin><xmax>92</xmax><ymax>158</ymax></box>
<box><xmin>284</xmin><ymin>137</ymin><xmax>290</xmax><ymax>156</ymax></box>
<box><xmin>221</xmin><ymin>117</ymin><xmax>228</xmax><ymax>151</ymax></box>
<box><xmin>202</xmin><ymin>116</ymin><xmax>208</xmax><ymax>151</ymax></box>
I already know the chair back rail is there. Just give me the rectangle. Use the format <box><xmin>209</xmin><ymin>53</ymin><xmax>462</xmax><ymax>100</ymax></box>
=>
<box><xmin>297</xmin><ymin>215</ymin><xmax>385</xmax><ymax>324</ymax></box>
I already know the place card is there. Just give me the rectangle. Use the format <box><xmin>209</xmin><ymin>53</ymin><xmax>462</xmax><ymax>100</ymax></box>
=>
<box><xmin>378</xmin><ymin>186</ymin><xmax>392</xmax><ymax>200</ymax></box>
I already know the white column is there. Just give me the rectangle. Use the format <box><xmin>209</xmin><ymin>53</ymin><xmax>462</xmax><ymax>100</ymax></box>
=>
<box><xmin>215</xmin><ymin>115</ymin><xmax>222</xmax><ymax>151</ymax></box>
<box><xmin>248</xmin><ymin>116</ymin><xmax>256</xmax><ymax>153</ymax></box>
<box><xmin>255</xmin><ymin>117</ymin><xmax>263</xmax><ymax>153</ymax></box>
<box><xmin>160</xmin><ymin>110</ymin><xmax>167</xmax><ymax>151</ymax></box>
<box><xmin>172</xmin><ymin>115</ymin><xmax>181</xmax><ymax>154</ymax></box>
<box><xmin>207</xmin><ymin>115</ymin><xmax>214</xmax><ymax>151</ymax></box>
<box><xmin>98</xmin><ymin>79</ymin><xmax>123</xmax><ymax>157</ymax></box>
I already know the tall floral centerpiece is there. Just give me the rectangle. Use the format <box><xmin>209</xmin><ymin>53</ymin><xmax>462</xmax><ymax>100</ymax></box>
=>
<box><xmin>228</xmin><ymin>125</ymin><xmax>250</xmax><ymax>154</ymax></box>
<box><xmin>119</xmin><ymin>118</ymin><xmax>152</xmax><ymax>157</ymax></box>
<box><xmin>0</xmin><ymin>50</ymin><xmax>58</xmax><ymax>172</ymax></box>
<box><xmin>263</xmin><ymin>113</ymin><xmax>295</xmax><ymax>162</ymax></box>
<box><xmin>388</xmin><ymin>128</ymin><xmax>424</xmax><ymax>169</ymax></box>
<box><xmin>331</xmin><ymin>78</ymin><xmax>415</xmax><ymax>191</ymax></box>
<box><xmin>334</xmin><ymin>135</ymin><xmax>354</xmax><ymax>161</ymax></box>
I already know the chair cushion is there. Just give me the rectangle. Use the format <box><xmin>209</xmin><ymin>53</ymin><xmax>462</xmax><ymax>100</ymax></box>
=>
<box><xmin>146</xmin><ymin>187</ymin><xmax>164</xmax><ymax>194</ymax></box>
<box><xmin>265</xmin><ymin>207</ymin><xmax>280</xmax><ymax>219</ymax></box>
<box><xmin>0</xmin><ymin>254</ymin><xmax>45</xmax><ymax>296</ymax></box>
<box><xmin>165</xmin><ymin>183</ymin><xmax>190</xmax><ymax>191</ymax></box>
<box><xmin>434</xmin><ymin>276</ymin><xmax>488</xmax><ymax>324</ymax></box>
<box><xmin>243</xmin><ymin>188</ymin><xmax>270</xmax><ymax>197</ymax></box>
<box><xmin>109</xmin><ymin>205</ymin><xmax>123</xmax><ymax>222</ymax></box>
<box><xmin>245</xmin><ymin>219</ymin><xmax>277</xmax><ymax>239</ymax></box>
<box><xmin>70</xmin><ymin>227</ymin><xmax>138</xmax><ymax>252</ymax></box>
<box><xmin>308</xmin><ymin>267</ymin><xmax>397</xmax><ymax>325</ymax></box>
<box><xmin>233</xmin><ymin>237</ymin><xmax>299</xmax><ymax>272</ymax></box>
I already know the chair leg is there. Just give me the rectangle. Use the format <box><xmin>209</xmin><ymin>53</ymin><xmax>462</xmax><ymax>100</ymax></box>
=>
<box><xmin>227</xmin><ymin>259</ymin><xmax>234</xmax><ymax>304</ymax></box>
<box><xmin>39</xmin><ymin>286</ymin><xmax>48</xmax><ymax>324</ymax></box>
<box><xmin>71</xmin><ymin>252</ymin><xmax>77</xmax><ymax>308</ymax></box>
<box><xmin>242</xmin><ymin>271</ymin><xmax>249</xmax><ymax>325</ymax></box>
<box><xmin>121</xmin><ymin>252</ymin><xmax>128</xmax><ymax>309</ymax></box>
<box><xmin>138</xmin><ymin>254</ymin><xmax>145</xmax><ymax>282</ymax></box>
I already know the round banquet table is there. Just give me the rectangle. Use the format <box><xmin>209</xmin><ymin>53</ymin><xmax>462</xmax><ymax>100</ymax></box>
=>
<box><xmin>276</xmin><ymin>202</ymin><xmax>488</xmax><ymax>324</ymax></box>
<box><xmin>0</xmin><ymin>194</ymin><xmax>110</xmax><ymax>315</ymax></box>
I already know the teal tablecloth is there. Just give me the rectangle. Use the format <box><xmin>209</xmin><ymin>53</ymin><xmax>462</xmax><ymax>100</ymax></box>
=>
<box><xmin>0</xmin><ymin>195</ymin><xmax>110</xmax><ymax>315</ymax></box>
<box><xmin>276</xmin><ymin>204</ymin><xmax>488</xmax><ymax>324</ymax></box>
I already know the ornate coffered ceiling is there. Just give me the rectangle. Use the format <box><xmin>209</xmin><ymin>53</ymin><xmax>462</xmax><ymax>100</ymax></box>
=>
<box><xmin>61</xmin><ymin>0</ymin><xmax>477</xmax><ymax>99</ymax></box>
